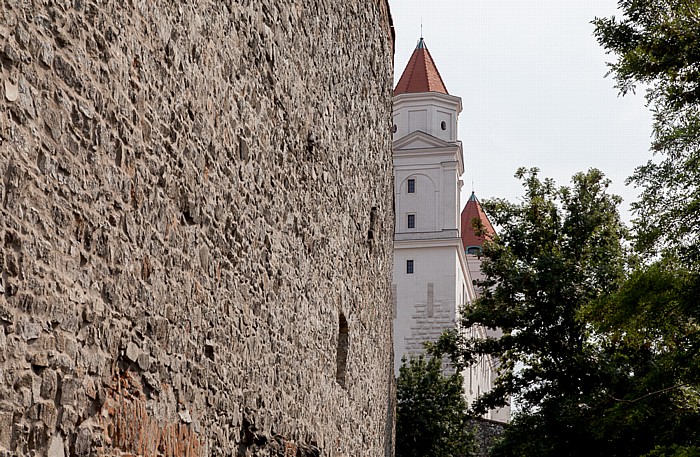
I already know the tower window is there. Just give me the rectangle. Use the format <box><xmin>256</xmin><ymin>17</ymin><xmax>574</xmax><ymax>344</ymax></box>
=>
<box><xmin>406</xmin><ymin>260</ymin><xmax>414</xmax><ymax>274</ymax></box>
<box><xmin>441</xmin><ymin>121</ymin><xmax>447</xmax><ymax>130</ymax></box>
<box><xmin>407</xmin><ymin>178</ymin><xmax>415</xmax><ymax>193</ymax></box>
<box><xmin>407</xmin><ymin>214</ymin><xmax>415</xmax><ymax>229</ymax></box>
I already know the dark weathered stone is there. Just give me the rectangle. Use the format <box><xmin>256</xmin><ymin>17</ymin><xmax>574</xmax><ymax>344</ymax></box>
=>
<box><xmin>470</xmin><ymin>418</ymin><xmax>507</xmax><ymax>457</ymax></box>
<box><xmin>0</xmin><ymin>0</ymin><xmax>395</xmax><ymax>455</ymax></box>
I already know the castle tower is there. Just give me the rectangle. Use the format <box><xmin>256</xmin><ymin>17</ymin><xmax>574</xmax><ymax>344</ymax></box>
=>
<box><xmin>391</xmin><ymin>38</ymin><xmax>476</xmax><ymax>375</ymax></box>
<box><xmin>461</xmin><ymin>191</ymin><xmax>511</xmax><ymax>422</ymax></box>
<box><xmin>392</xmin><ymin>39</ymin><xmax>510</xmax><ymax>422</ymax></box>
<box><xmin>461</xmin><ymin>191</ymin><xmax>496</xmax><ymax>285</ymax></box>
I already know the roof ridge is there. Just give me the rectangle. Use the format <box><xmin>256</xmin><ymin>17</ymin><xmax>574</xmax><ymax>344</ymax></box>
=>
<box><xmin>421</xmin><ymin>42</ymin><xmax>448</xmax><ymax>94</ymax></box>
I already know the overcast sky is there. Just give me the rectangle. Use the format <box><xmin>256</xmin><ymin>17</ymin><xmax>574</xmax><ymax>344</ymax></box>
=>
<box><xmin>388</xmin><ymin>0</ymin><xmax>654</xmax><ymax>223</ymax></box>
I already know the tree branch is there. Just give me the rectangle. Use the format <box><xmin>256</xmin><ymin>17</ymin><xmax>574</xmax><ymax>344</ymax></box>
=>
<box><xmin>609</xmin><ymin>383</ymin><xmax>690</xmax><ymax>404</ymax></box>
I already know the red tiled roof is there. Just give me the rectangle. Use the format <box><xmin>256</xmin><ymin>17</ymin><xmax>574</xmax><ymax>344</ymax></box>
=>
<box><xmin>394</xmin><ymin>38</ymin><xmax>448</xmax><ymax>96</ymax></box>
<box><xmin>461</xmin><ymin>192</ymin><xmax>495</xmax><ymax>249</ymax></box>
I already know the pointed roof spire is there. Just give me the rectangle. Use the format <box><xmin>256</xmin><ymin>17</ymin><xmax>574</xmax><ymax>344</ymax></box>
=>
<box><xmin>394</xmin><ymin>38</ymin><xmax>448</xmax><ymax>96</ymax></box>
<box><xmin>461</xmin><ymin>192</ymin><xmax>496</xmax><ymax>250</ymax></box>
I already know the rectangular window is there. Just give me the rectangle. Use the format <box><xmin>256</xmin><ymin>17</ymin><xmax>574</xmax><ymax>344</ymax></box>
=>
<box><xmin>407</xmin><ymin>178</ymin><xmax>415</xmax><ymax>193</ymax></box>
<box><xmin>407</xmin><ymin>214</ymin><xmax>415</xmax><ymax>229</ymax></box>
<box><xmin>406</xmin><ymin>260</ymin><xmax>414</xmax><ymax>274</ymax></box>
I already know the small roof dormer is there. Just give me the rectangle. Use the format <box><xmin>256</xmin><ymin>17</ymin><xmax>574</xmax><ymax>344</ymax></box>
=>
<box><xmin>394</xmin><ymin>38</ymin><xmax>448</xmax><ymax>96</ymax></box>
<box><xmin>461</xmin><ymin>192</ymin><xmax>495</xmax><ymax>253</ymax></box>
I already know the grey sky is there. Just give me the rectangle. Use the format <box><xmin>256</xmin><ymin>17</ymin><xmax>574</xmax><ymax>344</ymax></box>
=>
<box><xmin>388</xmin><ymin>0</ymin><xmax>654</xmax><ymax>223</ymax></box>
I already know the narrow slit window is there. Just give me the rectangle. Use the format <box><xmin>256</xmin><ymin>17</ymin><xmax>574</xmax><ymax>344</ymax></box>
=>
<box><xmin>407</xmin><ymin>214</ymin><xmax>415</xmax><ymax>229</ymax></box>
<box><xmin>407</xmin><ymin>179</ymin><xmax>415</xmax><ymax>194</ymax></box>
<box><xmin>406</xmin><ymin>260</ymin><xmax>414</xmax><ymax>274</ymax></box>
<box><xmin>336</xmin><ymin>313</ymin><xmax>349</xmax><ymax>388</ymax></box>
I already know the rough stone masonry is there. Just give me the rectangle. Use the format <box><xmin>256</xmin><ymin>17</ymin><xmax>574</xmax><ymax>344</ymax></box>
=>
<box><xmin>0</xmin><ymin>1</ymin><xmax>395</xmax><ymax>455</ymax></box>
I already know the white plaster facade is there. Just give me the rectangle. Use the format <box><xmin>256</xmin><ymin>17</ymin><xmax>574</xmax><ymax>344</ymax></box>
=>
<box><xmin>463</xmin><ymin>254</ymin><xmax>511</xmax><ymax>423</ymax></box>
<box><xmin>392</xmin><ymin>89</ymin><xmax>475</xmax><ymax>376</ymax></box>
<box><xmin>391</xmin><ymin>64</ymin><xmax>510</xmax><ymax>423</ymax></box>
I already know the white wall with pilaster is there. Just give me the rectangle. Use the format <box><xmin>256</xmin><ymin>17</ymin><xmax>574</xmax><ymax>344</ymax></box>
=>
<box><xmin>391</xmin><ymin>83</ymin><xmax>510</xmax><ymax>422</ymax></box>
<box><xmin>393</xmin><ymin>243</ymin><xmax>463</xmax><ymax>374</ymax></box>
<box><xmin>392</xmin><ymin>92</ymin><xmax>462</xmax><ymax>142</ymax></box>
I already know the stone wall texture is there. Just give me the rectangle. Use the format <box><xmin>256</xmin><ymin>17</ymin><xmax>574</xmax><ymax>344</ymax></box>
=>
<box><xmin>470</xmin><ymin>418</ymin><xmax>506</xmax><ymax>457</ymax></box>
<box><xmin>0</xmin><ymin>1</ymin><xmax>395</xmax><ymax>455</ymax></box>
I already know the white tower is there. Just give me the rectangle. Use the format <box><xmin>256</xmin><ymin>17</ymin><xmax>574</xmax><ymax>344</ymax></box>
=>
<box><xmin>461</xmin><ymin>192</ymin><xmax>511</xmax><ymax>422</ymax></box>
<box><xmin>392</xmin><ymin>38</ymin><xmax>476</xmax><ymax>375</ymax></box>
<box><xmin>392</xmin><ymin>38</ymin><xmax>510</xmax><ymax>423</ymax></box>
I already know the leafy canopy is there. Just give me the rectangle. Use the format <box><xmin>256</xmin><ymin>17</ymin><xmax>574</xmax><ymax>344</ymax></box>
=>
<box><xmin>395</xmin><ymin>355</ymin><xmax>475</xmax><ymax>457</ymax></box>
<box><xmin>436</xmin><ymin>168</ymin><xmax>700</xmax><ymax>456</ymax></box>
<box><xmin>593</xmin><ymin>0</ymin><xmax>700</xmax><ymax>262</ymax></box>
<box><xmin>592</xmin><ymin>6</ymin><xmax>700</xmax><ymax>453</ymax></box>
<box><xmin>437</xmin><ymin>168</ymin><xmax>626</xmax><ymax>418</ymax></box>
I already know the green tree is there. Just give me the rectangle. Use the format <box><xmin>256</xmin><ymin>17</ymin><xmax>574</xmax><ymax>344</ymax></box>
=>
<box><xmin>582</xmin><ymin>259</ymin><xmax>700</xmax><ymax>457</ymax></box>
<box><xmin>435</xmin><ymin>167</ymin><xmax>700</xmax><ymax>456</ymax></box>
<box><xmin>593</xmin><ymin>0</ymin><xmax>700</xmax><ymax>262</ymax></box>
<box><xmin>593</xmin><ymin>5</ymin><xmax>700</xmax><ymax>454</ymax></box>
<box><xmin>395</xmin><ymin>355</ymin><xmax>475</xmax><ymax>457</ymax></box>
<box><xmin>435</xmin><ymin>168</ymin><xmax>628</xmax><ymax>456</ymax></box>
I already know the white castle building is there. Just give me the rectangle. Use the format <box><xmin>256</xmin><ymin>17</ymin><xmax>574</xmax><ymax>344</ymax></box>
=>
<box><xmin>391</xmin><ymin>38</ymin><xmax>509</xmax><ymax>422</ymax></box>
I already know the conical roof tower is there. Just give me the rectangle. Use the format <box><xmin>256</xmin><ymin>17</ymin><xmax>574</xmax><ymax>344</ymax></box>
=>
<box><xmin>394</xmin><ymin>38</ymin><xmax>449</xmax><ymax>96</ymax></box>
<box><xmin>391</xmin><ymin>36</ymin><xmax>466</xmax><ymax>377</ymax></box>
<box><xmin>461</xmin><ymin>192</ymin><xmax>495</xmax><ymax>253</ymax></box>
<box><xmin>391</xmin><ymin>37</ymin><xmax>461</xmax><ymax>143</ymax></box>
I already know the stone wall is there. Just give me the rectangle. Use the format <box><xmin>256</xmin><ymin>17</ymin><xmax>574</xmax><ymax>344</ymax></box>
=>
<box><xmin>0</xmin><ymin>1</ymin><xmax>395</xmax><ymax>455</ymax></box>
<box><xmin>469</xmin><ymin>418</ymin><xmax>506</xmax><ymax>457</ymax></box>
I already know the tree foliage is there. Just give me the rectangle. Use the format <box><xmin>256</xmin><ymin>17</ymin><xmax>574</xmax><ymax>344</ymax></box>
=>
<box><xmin>591</xmin><ymin>5</ymin><xmax>700</xmax><ymax>453</ymax></box>
<box><xmin>593</xmin><ymin>0</ymin><xmax>700</xmax><ymax>106</ymax></box>
<box><xmin>435</xmin><ymin>168</ymin><xmax>700</xmax><ymax>456</ymax></box>
<box><xmin>583</xmin><ymin>259</ymin><xmax>700</xmax><ymax>457</ymax></box>
<box><xmin>436</xmin><ymin>168</ymin><xmax>629</xmax><ymax>455</ymax></box>
<box><xmin>593</xmin><ymin>0</ymin><xmax>700</xmax><ymax>262</ymax></box>
<box><xmin>441</xmin><ymin>168</ymin><xmax>626</xmax><ymax>411</ymax></box>
<box><xmin>395</xmin><ymin>355</ymin><xmax>475</xmax><ymax>457</ymax></box>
